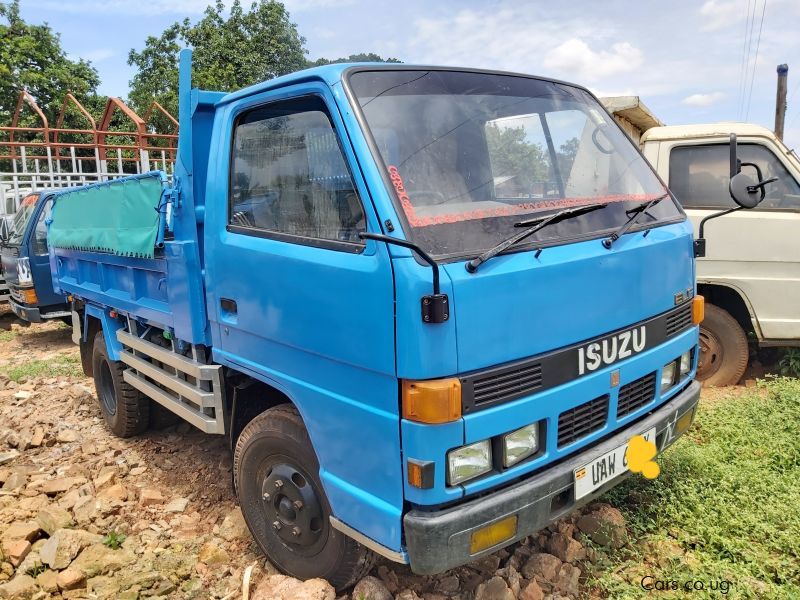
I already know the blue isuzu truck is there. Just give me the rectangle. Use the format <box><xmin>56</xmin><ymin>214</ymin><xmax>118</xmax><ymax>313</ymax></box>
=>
<box><xmin>46</xmin><ymin>50</ymin><xmax>765</xmax><ymax>587</ymax></box>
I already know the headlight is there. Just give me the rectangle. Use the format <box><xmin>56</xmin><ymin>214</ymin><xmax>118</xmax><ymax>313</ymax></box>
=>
<box><xmin>679</xmin><ymin>351</ymin><xmax>692</xmax><ymax>377</ymax></box>
<box><xmin>661</xmin><ymin>360</ymin><xmax>677</xmax><ymax>391</ymax></box>
<box><xmin>447</xmin><ymin>440</ymin><xmax>491</xmax><ymax>485</ymax></box>
<box><xmin>503</xmin><ymin>422</ymin><xmax>540</xmax><ymax>467</ymax></box>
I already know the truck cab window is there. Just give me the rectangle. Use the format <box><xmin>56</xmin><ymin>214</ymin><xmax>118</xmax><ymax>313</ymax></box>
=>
<box><xmin>229</xmin><ymin>96</ymin><xmax>366</xmax><ymax>244</ymax></box>
<box><xmin>670</xmin><ymin>143</ymin><xmax>800</xmax><ymax>210</ymax></box>
<box><xmin>33</xmin><ymin>199</ymin><xmax>52</xmax><ymax>255</ymax></box>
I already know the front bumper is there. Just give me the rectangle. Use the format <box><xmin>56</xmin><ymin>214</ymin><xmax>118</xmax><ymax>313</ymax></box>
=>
<box><xmin>10</xmin><ymin>299</ymin><xmax>71</xmax><ymax>323</ymax></box>
<box><xmin>403</xmin><ymin>380</ymin><xmax>700</xmax><ymax>575</ymax></box>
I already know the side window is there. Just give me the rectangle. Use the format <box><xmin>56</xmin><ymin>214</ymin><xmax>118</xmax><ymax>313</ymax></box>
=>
<box><xmin>669</xmin><ymin>143</ymin><xmax>800</xmax><ymax>210</ymax></box>
<box><xmin>229</xmin><ymin>96</ymin><xmax>366</xmax><ymax>246</ymax></box>
<box><xmin>33</xmin><ymin>199</ymin><xmax>52</xmax><ymax>255</ymax></box>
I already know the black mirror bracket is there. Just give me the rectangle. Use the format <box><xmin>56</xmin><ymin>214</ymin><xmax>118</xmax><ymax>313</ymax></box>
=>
<box><xmin>359</xmin><ymin>232</ymin><xmax>449</xmax><ymax>324</ymax></box>
<box><xmin>693</xmin><ymin>207</ymin><xmax>740</xmax><ymax>258</ymax></box>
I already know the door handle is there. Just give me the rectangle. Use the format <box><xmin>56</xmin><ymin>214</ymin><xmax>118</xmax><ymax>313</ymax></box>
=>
<box><xmin>220</xmin><ymin>298</ymin><xmax>237</xmax><ymax>314</ymax></box>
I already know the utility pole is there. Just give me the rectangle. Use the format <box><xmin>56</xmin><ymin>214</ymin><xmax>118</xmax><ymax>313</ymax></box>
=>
<box><xmin>775</xmin><ymin>64</ymin><xmax>788</xmax><ymax>141</ymax></box>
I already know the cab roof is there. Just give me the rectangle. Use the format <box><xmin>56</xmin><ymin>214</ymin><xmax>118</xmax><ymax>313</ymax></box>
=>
<box><xmin>641</xmin><ymin>122</ymin><xmax>779</xmax><ymax>143</ymax></box>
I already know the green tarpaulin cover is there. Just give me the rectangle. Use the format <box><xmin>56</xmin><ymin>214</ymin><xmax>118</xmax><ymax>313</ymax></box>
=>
<box><xmin>49</xmin><ymin>173</ymin><xmax>164</xmax><ymax>259</ymax></box>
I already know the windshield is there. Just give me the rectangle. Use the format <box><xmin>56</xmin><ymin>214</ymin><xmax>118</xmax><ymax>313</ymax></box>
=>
<box><xmin>7</xmin><ymin>194</ymin><xmax>40</xmax><ymax>245</ymax></box>
<box><xmin>348</xmin><ymin>70</ymin><xmax>682</xmax><ymax>257</ymax></box>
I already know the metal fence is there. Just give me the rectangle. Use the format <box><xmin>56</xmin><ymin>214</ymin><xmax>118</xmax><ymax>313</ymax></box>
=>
<box><xmin>1</xmin><ymin>91</ymin><xmax>178</xmax><ymax>214</ymax></box>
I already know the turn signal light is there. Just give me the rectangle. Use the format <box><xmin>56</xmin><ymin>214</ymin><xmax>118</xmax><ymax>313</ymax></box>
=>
<box><xmin>18</xmin><ymin>288</ymin><xmax>38</xmax><ymax>305</ymax></box>
<box><xmin>402</xmin><ymin>378</ymin><xmax>461</xmax><ymax>424</ymax></box>
<box><xmin>469</xmin><ymin>515</ymin><xmax>518</xmax><ymax>554</ymax></box>
<box><xmin>692</xmin><ymin>296</ymin><xmax>704</xmax><ymax>324</ymax></box>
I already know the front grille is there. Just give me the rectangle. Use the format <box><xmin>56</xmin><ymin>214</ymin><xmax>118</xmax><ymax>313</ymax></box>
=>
<box><xmin>558</xmin><ymin>395</ymin><xmax>609</xmax><ymax>448</ymax></box>
<box><xmin>617</xmin><ymin>372</ymin><xmax>656</xmax><ymax>418</ymax></box>
<box><xmin>666</xmin><ymin>302</ymin><xmax>693</xmax><ymax>336</ymax></box>
<box><xmin>471</xmin><ymin>363</ymin><xmax>543</xmax><ymax>407</ymax></box>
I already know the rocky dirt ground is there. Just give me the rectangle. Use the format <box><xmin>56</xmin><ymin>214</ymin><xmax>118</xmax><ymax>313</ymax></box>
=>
<box><xmin>0</xmin><ymin>310</ymin><xmax>675</xmax><ymax>599</ymax></box>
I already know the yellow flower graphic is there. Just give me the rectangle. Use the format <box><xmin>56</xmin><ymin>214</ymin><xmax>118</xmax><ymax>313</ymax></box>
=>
<box><xmin>627</xmin><ymin>435</ymin><xmax>660</xmax><ymax>479</ymax></box>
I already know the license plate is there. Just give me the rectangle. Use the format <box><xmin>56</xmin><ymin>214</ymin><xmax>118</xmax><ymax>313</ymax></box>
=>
<box><xmin>573</xmin><ymin>427</ymin><xmax>656</xmax><ymax>500</ymax></box>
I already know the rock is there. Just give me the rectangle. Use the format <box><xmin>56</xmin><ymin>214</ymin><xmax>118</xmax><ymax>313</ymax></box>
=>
<box><xmin>495</xmin><ymin>565</ymin><xmax>521</xmax><ymax>597</ymax></box>
<box><xmin>396</xmin><ymin>591</ymin><xmax>423</xmax><ymax>600</ymax></box>
<box><xmin>39</xmin><ymin>528</ymin><xmax>103</xmax><ymax>570</ymax></box>
<box><xmin>218</xmin><ymin>507</ymin><xmax>249</xmax><ymax>541</ymax></box>
<box><xmin>12</xmin><ymin>391</ymin><xmax>31</xmax><ymax>400</ymax></box>
<box><xmin>97</xmin><ymin>483</ymin><xmax>128</xmax><ymax>502</ymax></box>
<box><xmin>29</xmin><ymin>428</ymin><xmax>45</xmax><ymax>448</ymax></box>
<box><xmin>40</xmin><ymin>477</ymin><xmax>86</xmax><ymax>496</ymax></box>
<box><xmin>352</xmin><ymin>576</ymin><xmax>393</xmax><ymax>600</ymax></box>
<box><xmin>197</xmin><ymin>542</ymin><xmax>229</xmax><ymax>566</ymax></box>
<box><xmin>70</xmin><ymin>544</ymin><xmax>136</xmax><ymax>578</ymax></box>
<box><xmin>56</xmin><ymin>429</ymin><xmax>79</xmax><ymax>443</ymax></box>
<box><xmin>252</xmin><ymin>574</ymin><xmax>335</xmax><ymax>600</ymax></box>
<box><xmin>87</xmin><ymin>575</ymin><xmax>120</xmax><ymax>599</ymax></box>
<box><xmin>36</xmin><ymin>570</ymin><xmax>59</xmax><ymax>593</ymax></box>
<box><xmin>576</xmin><ymin>504</ymin><xmax>626</xmax><ymax>548</ymax></box>
<box><xmin>0</xmin><ymin>574</ymin><xmax>37</xmax><ymax>599</ymax></box>
<box><xmin>3</xmin><ymin>540</ymin><xmax>30</xmax><ymax>567</ymax></box>
<box><xmin>163</xmin><ymin>497</ymin><xmax>189</xmax><ymax>514</ymax></box>
<box><xmin>138</xmin><ymin>488</ymin><xmax>163</xmax><ymax>507</ymax></box>
<box><xmin>470</xmin><ymin>554</ymin><xmax>502</xmax><ymax>574</ymax></box>
<box><xmin>554</xmin><ymin>563</ymin><xmax>580</xmax><ymax>597</ymax></box>
<box><xmin>0</xmin><ymin>452</ymin><xmax>20</xmax><ymax>467</ymax></box>
<box><xmin>56</xmin><ymin>567</ymin><xmax>86</xmax><ymax>591</ymax></box>
<box><xmin>521</xmin><ymin>553</ymin><xmax>562</xmax><ymax>581</ymax></box>
<box><xmin>545</xmin><ymin>533</ymin><xmax>585</xmax><ymax>563</ymax></box>
<box><xmin>1</xmin><ymin>472</ymin><xmax>26</xmax><ymax>491</ymax></box>
<box><xmin>519</xmin><ymin>580</ymin><xmax>545</xmax><ymax>600</ymax></box>
<box><xmin>474</xmin><ymin>576</ymin><xmax>515</xmax><ymax>600</ymax></box>
<box><xmin>93</xmin><ymin>469</ymin><xmax>116</xmax><ymax>491</ymax></box>
<box><xmin>36</xmin><ymin>505</ymin><xmax>75</xmax><ymax>535</ymax></box>
<box><xmin>376</xmin><ymin>565</ymin><xmax>399</xmax><ymax>594</ymax></box>
<box><xmin>0</xmin><ymin>521</ymin><xmax>42</xmax><ymax>544</ymax></box>
<box><xmin>434</xmin><ymin>574</ymin><xmax>460</xmax><ymax>594</ymax></box>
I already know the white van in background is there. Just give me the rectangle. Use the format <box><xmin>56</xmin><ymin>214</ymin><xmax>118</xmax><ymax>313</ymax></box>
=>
<box><xmin>641</xmin><ymin>123</ymin><xmax>800</xmax><ymax>385</ymax></box>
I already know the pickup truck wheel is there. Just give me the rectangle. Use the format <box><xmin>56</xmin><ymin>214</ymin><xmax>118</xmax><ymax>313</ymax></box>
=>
<box><xmin>697</xmin><ymin>304</ymin><xmax>749</xmax><ymax>386</ymax></box>
<box><xmin>91</xmin><ymin>331</ymin><xmax>149</xmax><ymax>437</ymax></box>
<box><xmin>234</xmin><ymin>406</ymin><xmax>375</xmax><ymax>590</ymax></box>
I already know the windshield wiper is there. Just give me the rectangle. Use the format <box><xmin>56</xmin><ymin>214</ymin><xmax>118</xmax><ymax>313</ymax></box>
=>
<box><xmin>466</xmin><ymin>203</ymin><xmax>608</xmax><ymax>273</ymax></box>
<box><xmin>601</xmin><ymin>194</ymin><xmax>669</xmax><ymax>249</ymax></box>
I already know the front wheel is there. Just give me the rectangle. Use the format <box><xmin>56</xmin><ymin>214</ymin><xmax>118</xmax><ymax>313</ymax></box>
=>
<box><xmin>697</xmin><ymin>304</ymin><xmax>749</xmax><ymax>386</ymax></box>
<box><xmin>233</xmin><ymin>405</ymin><xmax>375</xmax><ymax>590</ymax></box>
<box><xmin>91</xmin><ymin>331</ymin><xmax>149</xmax><ymax>437</ymax></box>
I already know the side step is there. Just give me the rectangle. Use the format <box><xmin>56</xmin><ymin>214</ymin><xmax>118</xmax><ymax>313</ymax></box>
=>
<box><xmin>117</xmin><ymin>330</ymin><xmax>225</xmax><ymax>435</ymax></box>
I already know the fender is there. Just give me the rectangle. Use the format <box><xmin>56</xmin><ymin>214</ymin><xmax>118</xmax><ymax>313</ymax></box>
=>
<box><xmin>83</xmin><ymin>304</ymin><xmax>124</xmax><ymax>361</ymax></box>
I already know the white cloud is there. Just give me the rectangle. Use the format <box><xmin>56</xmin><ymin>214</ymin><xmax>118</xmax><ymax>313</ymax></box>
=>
<box><xmin>699</xmin><ymin>0</ymin><xmax>742</xmax><ymax>31</ymax></box>
<box><xmin>543</xmin><ymin>39</ymin><xmax>643</xmax><ymax>81</ymax></box>
<box><xmin>82</xmin><ymin>48</ymin><xmax>116</xmax><ymax>63</ymax></box>
<box><xmin>682</xmin><ymin>92</ymin><xmax>726</xmax><ymax>107</ymax></box>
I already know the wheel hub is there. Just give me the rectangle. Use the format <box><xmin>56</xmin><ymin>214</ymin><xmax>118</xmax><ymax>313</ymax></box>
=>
<box><xmin>698</xmin><ymin>327</ymin><xmax>722</xmax><ymax>378</ymax></box>
<box><xmin>261</xmin><ymin>464</ymin><xmax>323</xmax><ymax>547</ymax></box>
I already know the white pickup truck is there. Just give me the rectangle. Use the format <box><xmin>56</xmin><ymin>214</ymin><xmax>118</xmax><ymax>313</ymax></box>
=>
<box><xmin>641</xmin><ymin>123</ymin><xmax>800</xmax><ymax>385</ymax></box>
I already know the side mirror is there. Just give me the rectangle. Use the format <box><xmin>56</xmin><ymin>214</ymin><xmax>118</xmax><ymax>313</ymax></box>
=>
<box><xmin>728</xmin><ymin>133</ymin><xmax>778</xmax><ymax>208</ymax></box>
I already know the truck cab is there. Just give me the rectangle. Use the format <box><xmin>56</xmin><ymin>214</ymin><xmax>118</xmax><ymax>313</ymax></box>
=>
<box><xmin>0</xmin><ymin>191</ymin><xmax>71</xmax><ymax>323</ymax></box>
<box><xmin>49</xmin><ymin>54</ymin><xmax>715</xmax><ymax>587</ymax></box>
<box><xmin>641</xmin><ymin>124</ymin><xmax>800</xmax><ymax>385</ymax></box>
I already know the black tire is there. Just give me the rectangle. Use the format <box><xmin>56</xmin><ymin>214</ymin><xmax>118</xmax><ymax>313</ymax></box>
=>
<box><xmin>234</xmin><ymin>405</ymin><xmax>375</xmax><ymax>590</ymax></box>
<box><xmin>697</xmin><ymin>304</ymin><xmax>749</xmax><ymax>386</ymax></box>
<box><xmin>91</xmin><ymin>331</ymin><xmax>149</xmax><ymax>437</ymax></box>
<box><xmin>149</xmin><ymin>402</ymin><xmax>181</xmax><ymax>429</ymax></box>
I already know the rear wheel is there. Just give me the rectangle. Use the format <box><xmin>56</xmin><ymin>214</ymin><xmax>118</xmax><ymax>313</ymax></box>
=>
<box><xmin>91</xmin><ymin>331</ymin><xmax>149</xmax><ymax>437</ymax></box>
<box><xmin>233</xmin><ymin>405</ymin><xmax>375</xmax><ymax>590</ymax></box>
<box><xmin>697</xmin><ymin>304</ymin><xmax>749</xmax><ymax>386</ymax></box>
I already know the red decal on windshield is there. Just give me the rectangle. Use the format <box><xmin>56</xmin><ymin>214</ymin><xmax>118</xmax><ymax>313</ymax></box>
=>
<box><xmin>387</xmin><ymin>166</ymin><xmax>416</xmax><ymax>218</ymax></box>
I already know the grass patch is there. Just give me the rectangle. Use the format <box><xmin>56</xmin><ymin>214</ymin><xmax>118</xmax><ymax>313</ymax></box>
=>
<box><xmin>0</xmin><ymin>329</ymin><xmax>16</xmax><ymax>342</ymax></box>
<box><xmin>1</xmin><ymin>353</ymin><xmax>82</xmax><ymax>382</ymax></box>
<box><xmin>588</xmin><ymin>377</ymin><xmax>800</xmax><ymax>599</ymax></box>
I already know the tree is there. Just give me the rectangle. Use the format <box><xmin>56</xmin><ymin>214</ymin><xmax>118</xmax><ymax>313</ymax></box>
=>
<box><xmin>127</xmin><ymin>0</ymin><xmax>307</xmax><ymax>120</ymax></box>
<box><xmin>307</xmin><ymin>53</ymin><xmax>401</xmax><ymax>68</ymax></box>
<box><xmin>0</xmin><ymin>0</ymin><xmax>100</xmax><ymax>124</ymax></box>
<box><xmin>485</xmin><ymin>123</ymin><xmax>550</xmax><ymax>195</ymax></box>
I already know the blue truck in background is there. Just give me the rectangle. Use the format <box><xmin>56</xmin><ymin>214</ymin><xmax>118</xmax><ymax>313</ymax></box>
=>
<box><xmin>45</xmin><ymin>49</ymin><xmax>768</xmax><ymax>587</ymax></box>
<box><xmin>0</xmin><ymin>191</ymin><xmax>70</xmax><ymax>323</ymax></box>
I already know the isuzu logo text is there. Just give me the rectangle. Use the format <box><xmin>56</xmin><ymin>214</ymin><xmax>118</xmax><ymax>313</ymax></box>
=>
<box><xmin>578</xmin><ymin>326</ymin><xmax>646</xmax><ymax>375</ymax></box>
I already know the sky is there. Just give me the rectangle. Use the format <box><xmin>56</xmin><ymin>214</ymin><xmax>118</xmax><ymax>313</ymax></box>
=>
<box><xmin>17</xmin><ymin>0</ymin><xmax>800</xmax><ymax>150</ymax></box>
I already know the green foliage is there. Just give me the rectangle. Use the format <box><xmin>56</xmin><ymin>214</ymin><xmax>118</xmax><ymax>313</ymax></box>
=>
<box><xmin>778</xmin><ymin>348</ymin><xmax>800</xmax><ymax>377</ymax></box>
<box><xmin>1</xmin><ymin>353</ymin><xmax>82</xmax><ymax>382</ymax></box>
<box><xmin>588</xmin><ymin>378</ymin><xmax>800</xmax><ymax>599</ymax></box>
<box><xmin>102</xmin><ymin>530</ymin><xmax>126</xmax><ymax>550</ymax></box>
<box><xmin>485</xmin><ymin>123</ymin><xmax>550</xmax><ymax>193</ymax></box>
<box><xmin>0</xmin><ymin>329</ymin><xmax>15</xmax><ymax>342</ymax></box>
<box><xmin>127</xmin><ymin>0</ymin><xmax>307</xmax><ymax>121</ymax></box>
<box><xmin>25</xmin><ymin>562</ymin><xmax>45</xmax><ymax>578</ymax></box>
<box><xmin>0</xmin><ymin>0</ymin><xmax>100</xmax><ymax>124</ymax></box>
<box><xmin>307</xmin><ymin>52</ymin><xmax>401</xmax><ymax>67</ymax></box>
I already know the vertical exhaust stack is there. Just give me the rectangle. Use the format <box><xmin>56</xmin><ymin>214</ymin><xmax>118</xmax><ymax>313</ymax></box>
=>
<box><xmin>775</xmin><ymin>64</ymin><xmax>788</xmax><ymax>141</ymax></box>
